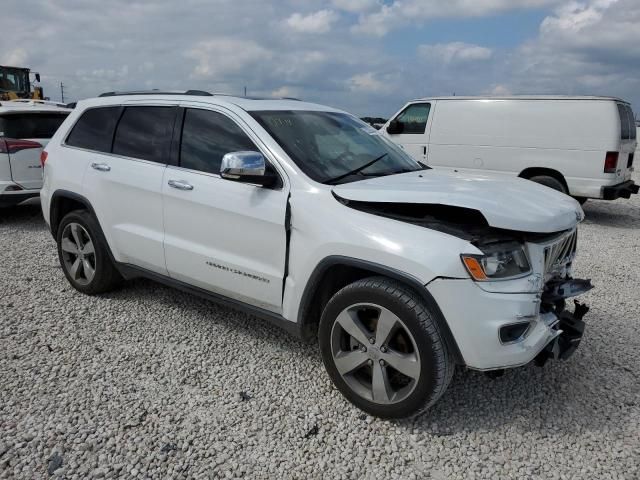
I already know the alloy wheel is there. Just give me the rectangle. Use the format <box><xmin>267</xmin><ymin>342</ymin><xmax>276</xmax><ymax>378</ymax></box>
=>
<box><xmin>330</xmin><ymin>303</ymin><xmax>421</xmax><ymax>405</ymax></box>
<box><xmin>60</xmin><ymin>222</ymin><xmax>96</xmax><ymax>286</ymax></box>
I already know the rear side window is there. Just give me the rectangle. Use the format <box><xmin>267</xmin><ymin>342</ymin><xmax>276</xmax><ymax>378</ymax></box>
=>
<box><xmin>394</xmin><ymin>103</ymin><xmax>431</xmax><ymax>134</ymax></box>
<box><xmin>617</xmin><ymin>103</ymin><xmax>632</xmax><ymax>140</ymax></box>
<box><xmin>66</xmin><ymin>107</ymin><xmax>121</xmax><ymax>152</ymax></box>
<box><xmin>180</xmin><ymin>108</ymin><xmax>256</xmax><ymax>174</ymax></box>
<box><xmin>112</xmin><ymin>107</ymin><xmax>175</xmax><ymax>163</ymax></box>
<box><xmin>0</xmin><ymin>113</ymin><xmax>69</xmax><ymax>139</ymax></box>
<box><xmin>626</xmin><ymin>106</ymin><xmax>636</xmax><ymax>140</ymax></box>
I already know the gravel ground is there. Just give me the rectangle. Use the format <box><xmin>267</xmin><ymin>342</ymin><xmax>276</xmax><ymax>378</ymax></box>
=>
<box><xmin>1</xmin><ymin>180</ymin><xmax>639</xmax><ymax>480</ymax></box>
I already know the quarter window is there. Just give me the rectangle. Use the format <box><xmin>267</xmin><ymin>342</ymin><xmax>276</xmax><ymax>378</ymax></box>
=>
<box><xmin>394</xmin><ymin>103</ymin><xmax>431</xmax><ymax>134</ymax></box>
<box><xmin>112</xmin><ymin>106</ymin><xmax>175</xmax><ymax>163</ymax></box>
<box><xmin>66</xmin><ymin>107</ymin><xmax>121</xmax><ymax>152</ymax></box>
<box><xmin>1</xmin><ymin>113</ymin><xmax>69</xmax><ymax>139</ymax></box>
<box><xmin>180</xmin><ymin>108</ymin><xmax>257</xmax><ymax>174</ymax></box>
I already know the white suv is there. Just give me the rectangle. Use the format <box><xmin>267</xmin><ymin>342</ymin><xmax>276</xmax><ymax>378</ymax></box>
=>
<box><xmin>41</xmin><ymin>91</ymin><xmax>592</xmax><ymax>417</ymax></box>
<box><xmin>0</xmin><ymin>100</ymin><xmax>70</xmax><ymax>207</ymax></box>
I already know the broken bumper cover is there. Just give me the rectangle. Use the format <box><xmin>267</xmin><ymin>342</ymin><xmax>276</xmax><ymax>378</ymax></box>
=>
<box><xmin>426</xmin><ymin>278</ymin><xmax>591</xmax><ymax>371</ymax></box>
<box><xmin>534</xmin><ymin>301</ymin><xmax>589</xmax><ymax>366</ymax></box>
<box><xmin>602</xmin><ymin>180</ymin><xmax>639</xmax><ymax>200</ymax></box>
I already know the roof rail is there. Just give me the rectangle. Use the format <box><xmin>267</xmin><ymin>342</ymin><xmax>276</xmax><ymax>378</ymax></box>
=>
<box><xmin>98</xmin><ymin>89</ymin><xmax>213</xmax><ymax>97</ymax></box>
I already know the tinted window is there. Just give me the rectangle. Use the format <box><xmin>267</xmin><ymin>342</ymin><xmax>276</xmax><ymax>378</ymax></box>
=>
<box><xmin>113</xmin><ymin>107</ymin><xmax>175</xmax><ymax>162</ymax></box>
<box><xmin>626</xmin><ymin>106</ymin><xmax>636</xmax><ymax>140</ymax></box>
<box><xmin>66</xmin><ymin>107</ymin><xmax>121</xmax><ymax>152</ymax></box>
<box><xmin>618</xmin><ymin>103</ymin><xmax>631</xmax><ymax>140</ymax></box>
<box><xmin>0</xmin><ymin>113</ymin><xmax>69</xmax><ymax>139</ymax></box>
<box><xmin>395</xmin><ymin>103</ymin><xmax>430</xmax><ymax>134</ymax></box>
<box><xmin>180</xmin><ymin>109</ymin><xmax>256</xmax><ymax>174</ymax></box>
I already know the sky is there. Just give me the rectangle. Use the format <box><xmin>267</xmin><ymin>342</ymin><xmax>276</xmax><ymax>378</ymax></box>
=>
<box><xmin>2</xmin><ymin>0</ymin><xmax>639</xmax><ymax>117</ymax></box>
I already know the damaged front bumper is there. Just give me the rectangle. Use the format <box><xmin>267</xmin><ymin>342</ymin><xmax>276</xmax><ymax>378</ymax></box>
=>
<box><xmin>426</xmin><ymin>277</ymin><xmax>592</xmax><ymax>371</ymax></box>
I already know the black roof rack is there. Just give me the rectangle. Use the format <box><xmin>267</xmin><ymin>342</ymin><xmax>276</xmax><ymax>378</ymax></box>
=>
<box><xmin>98</xmin><ymin>89</ymin><xmax>213</xmax><ymax>97</ymax></box>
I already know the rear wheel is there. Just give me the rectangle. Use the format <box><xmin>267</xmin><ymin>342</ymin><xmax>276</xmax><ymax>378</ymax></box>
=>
<box><xmin>57</xmin><ymin>210</ymin><xmax>122</xmax><ymax>294</ymax></box>
<box><xmin>318</xmin><ymin>277</ymin><xmax>454</xmax><ymax>418</ymax></box>
<box><xmin>528</xmin><ymin>175</ymin><xmax>567</xmax><ymax>194</ymax></box>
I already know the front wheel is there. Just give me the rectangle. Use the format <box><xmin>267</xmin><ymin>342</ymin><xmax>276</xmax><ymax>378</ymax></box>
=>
<box><xmin>318</xmin><ymin>277</ymin><xmax>454</xmax><ymax>418</ymax></box>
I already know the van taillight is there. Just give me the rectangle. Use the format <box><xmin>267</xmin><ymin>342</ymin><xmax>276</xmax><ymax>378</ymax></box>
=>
<box><xmin>0</xmin><ymin>138</ymin><xmax>42</xmax><ymax>154</ymax></box>
<box><xmin>40</xmin><ymin>150</ymin><xmax>48</xmax><ymax>167</ymax></box>
<box><xmin>604</xmin><ymin>151</ymin><xmax>619</xmax><ymax>173</ymax></box>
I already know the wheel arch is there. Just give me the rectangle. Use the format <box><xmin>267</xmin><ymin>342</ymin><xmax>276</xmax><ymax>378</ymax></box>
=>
<box><xmin>49</xmin><ymin>190</ymin><xmax>97</xmax><ymax>239</ymax></box>
<box><xmin>297</xmin><ymin>256</ymin><xmax>464</xmax><ymax>365</ymax></box>
<box><xmin>518</xmin><ymin>167</ymin><xmax>569</xmax><ymax>193</ymax></box>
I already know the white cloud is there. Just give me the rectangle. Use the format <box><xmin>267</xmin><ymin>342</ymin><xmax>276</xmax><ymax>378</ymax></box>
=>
<box><xmin>419</xmin><ymin>42</ymin><xmax>493</xmax><ymax>64</ymax></box>
<box><xmin>353</xmin><ymin>0</ymin><xmax>564</xmax><ymax>36</ymax></box>
<box><xmin>1</xmin><ymin>48</ymin><xmax>28</xmax><ymax>66</ymax></box>
<box><xmin>286</xmin><ymin>9</ymin><xmax>338</xmax><ymax>34</ymax></box>
<box><xmin>349</xmin><ymin>72</ymin><xmax>388</xmax><ymax>93</ymax></box>
<box><xmin>187</xmin><ymin>38</ymin><xmax>272</xmax><ymax>78</ymax></box>
<box><xmin>331</xmin><ymin>0</ymin><xmax>379</xmax><ymax>13</ymax></box>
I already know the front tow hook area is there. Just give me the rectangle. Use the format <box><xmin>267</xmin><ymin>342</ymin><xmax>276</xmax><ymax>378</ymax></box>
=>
<box><xmin>534</xmin><ymin>300</ymin><xmax>590</xmax><ymax>367</ymax></box>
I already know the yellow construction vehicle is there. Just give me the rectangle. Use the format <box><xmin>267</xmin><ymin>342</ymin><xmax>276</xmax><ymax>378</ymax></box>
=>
<box><xmin>0</xmin><ymin>65</ymin><xmax>44</xmax><ymax>100</ymax></box>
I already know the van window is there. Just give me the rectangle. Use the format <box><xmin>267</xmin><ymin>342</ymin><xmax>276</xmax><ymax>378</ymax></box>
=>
<box><xmin>626</xmin><ymin>106</ymin><xmax>636</xmax><ymax>140</ymax></box>
<box><xmin>617</xmin><ymin>104</ymin><xmax>631</xmax><ymax>140</ymax></box>
<box><xmin>180</xmin><ymin>108</ymin><xmax>256</xmax><ymax>174</ymax></box>
<box><xmin>66</xmin><ymin>107</ymin><xmax>121</xmax><ymax>152</ymax></box>
<box><xmin>394</xmin><ymin>103</ymin><xmax>430</xmax><ymax>134</ymax></box>
<box><xmin>0</xmin><ymin>112</ymin><xmax>68</xmax><ymax>139</ymax></box>
<box><xmin>112</xmin><ymin>106</ymin><xmax>175</xmax><ymax>163</ymax></box>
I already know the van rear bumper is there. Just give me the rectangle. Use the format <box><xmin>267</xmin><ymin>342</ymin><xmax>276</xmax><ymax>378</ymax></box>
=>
<box><xmin>602</xmin><ymin>180</ymin><xmax>639</xmax><ymax>200</ymax></box>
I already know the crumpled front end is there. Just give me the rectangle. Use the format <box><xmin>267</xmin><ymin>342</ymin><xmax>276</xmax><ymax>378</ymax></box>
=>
<box><xmin>428</xmin><ymin>228</ymin><xmax>593</xmax><ymax>371</ymax></box>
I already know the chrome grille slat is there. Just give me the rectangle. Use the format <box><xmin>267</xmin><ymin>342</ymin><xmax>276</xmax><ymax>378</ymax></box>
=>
<box><xmin>543</xmin><ymin>229</ymin><xmax>577</xmax><ymax>279</ymax></box>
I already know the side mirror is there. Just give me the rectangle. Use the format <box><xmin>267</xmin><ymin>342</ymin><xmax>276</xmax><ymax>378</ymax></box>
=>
<box><xmin>35</xmin><ymin>73</ymin><xmax>41</xmax><ymax>82</ymax></box>
<box><xmin>220</xmin><ymin>151</ymin><xmax>278</xmax><ymax>187</ymax></box>
<box><xmin>386</xmin><ymin>120</ymin><xmax>403</xmax><ymax>135</ymax></box>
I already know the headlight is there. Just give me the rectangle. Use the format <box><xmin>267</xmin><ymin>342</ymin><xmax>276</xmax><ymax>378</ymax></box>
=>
<box><xmin>461</xmin><ymin>242</ymin><xmax>531</xmax><ymax>281</ymax></box>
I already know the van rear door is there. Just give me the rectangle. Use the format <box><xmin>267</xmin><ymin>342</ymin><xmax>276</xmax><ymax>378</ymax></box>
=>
<box><xmin>616</xmin><ymin>103</ymin><xmax>636</xmax><ymax>181</ymax></box>
<box><xmin>0</xmin><ymin>111</ymin><xmax>69</xmax><ymax>189</ymax></box>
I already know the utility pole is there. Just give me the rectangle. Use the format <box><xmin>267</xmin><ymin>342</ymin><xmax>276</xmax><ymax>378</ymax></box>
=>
<box><xmin>244</xmin><ymin>86</ymin><xmax>247</xmax><ymax>97</ymax></box>
<box><xmin>60</xmin><ymin>82</ymin><xmax>65</xmax><ymax>103</ymax></box>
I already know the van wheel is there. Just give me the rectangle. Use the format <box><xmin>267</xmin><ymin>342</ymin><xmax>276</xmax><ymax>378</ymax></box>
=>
<box><xmin>57</xmin><ymin>210</ymin><xmax>122</xmax><ymax>294</ymax></box>
<box><xmin>528</xmin><ymin>175</ymin><xmax>567</xmax><ymax>194</ymax></box>
<box><xmin>318</xmin><ymin>276</ymin><xmax>454</xmax><ymax>418</ymax></box>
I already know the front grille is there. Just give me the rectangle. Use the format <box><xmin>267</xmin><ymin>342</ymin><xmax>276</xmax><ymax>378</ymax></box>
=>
<box><xmin>544</xmin><ymin>230</ymin><xmax>577</xmax><ymax>278</ymax></box>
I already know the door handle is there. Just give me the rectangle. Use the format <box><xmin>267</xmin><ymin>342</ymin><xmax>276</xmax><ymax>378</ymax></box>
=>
<box><xmin>168</xmin><ymin>179</ymin><xmax>194</xmax><ymax>191</ymax></box>
<box><xmin>91</xmin><ymin>163</ymin><xmax>111</xmax><ymax>172</ymax></box>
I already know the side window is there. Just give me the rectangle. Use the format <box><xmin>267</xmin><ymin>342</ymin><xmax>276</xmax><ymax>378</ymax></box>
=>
<box><xmin>395</xmin><ymin>103</ymin><xmax>431</xmax><ymax>134</ymax></box>
<box><xmin>112</xmin><ymin>106</ymin><xmax>175</xmax><ymax>163</ymax></box>
<box><xmin>617</xmin><ymin>103</ymin><xmax>631</xmax><ymax>140</ymax></box>
<box><xmin>180</xmin><ymin>108</ymin><xmax>257</xmax><ymax>174</ymax></box>
<box><xmin>66</xmin><ymin>107</ymin><xmax>121</xmax><ymax>152</ymax></box>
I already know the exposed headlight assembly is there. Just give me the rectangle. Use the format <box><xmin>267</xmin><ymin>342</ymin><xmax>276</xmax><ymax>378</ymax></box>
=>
<box><xmin>461</xmin><ymin>242</ymin><xmax>531</xmax><ymax>281</ymax></box>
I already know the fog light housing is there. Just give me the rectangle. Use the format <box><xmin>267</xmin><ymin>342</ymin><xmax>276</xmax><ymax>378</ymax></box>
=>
<box><xmin>499</xmin><ymin>322</ymin><xmax>531</xmax><ymax>344</ymax></box>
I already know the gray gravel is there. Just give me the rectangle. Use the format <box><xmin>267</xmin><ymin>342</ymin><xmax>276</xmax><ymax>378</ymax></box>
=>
<box><xmin>1</xmin><ymin>177</ymin><xmax>639</xmax><ymax>479</ymax></box>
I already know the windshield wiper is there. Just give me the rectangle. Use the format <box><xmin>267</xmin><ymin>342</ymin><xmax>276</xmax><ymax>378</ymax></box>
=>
<box><xmin>325</xmin><ymin>153</ymin><xmax>388</xmax><ymax>185</ymax></box>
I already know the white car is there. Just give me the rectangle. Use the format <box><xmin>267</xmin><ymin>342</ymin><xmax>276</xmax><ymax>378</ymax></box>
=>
<box><xmin>382</xmin><ymin>96</ymin><xmax>638</xmax><ymax>203</ymax></box>
<box><xmin>41</xmin><ymin>91</ymin><xmax>592</xmax><ymax>417</ymax></box>
<box><xmin>0</xmin><ymin>100</ymin><xmax>71</xmax><ymax>207</ymax></box>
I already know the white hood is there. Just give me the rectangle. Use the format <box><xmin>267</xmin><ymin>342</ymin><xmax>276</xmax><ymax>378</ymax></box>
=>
<box><xmin>332</xmin><ymin>170</ymin><xmax>583</xmax><ymax>233</ymax></box>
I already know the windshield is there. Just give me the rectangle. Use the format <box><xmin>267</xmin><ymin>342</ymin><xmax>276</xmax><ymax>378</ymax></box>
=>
<box><xmin>0</xmin><ymin>68</ymin><xmax>29</xmax><ymax>93</ymax></box>
<box><xmin>251</xmin><ymin>110</ymin><xmax>423</xmax><ymax>184</ymax></box>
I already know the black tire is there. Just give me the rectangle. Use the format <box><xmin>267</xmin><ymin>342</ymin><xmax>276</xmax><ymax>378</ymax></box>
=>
<box><xmin>528</xmin><ymin>175</ymin><xmax>567</xmax><ymax>194</ymax></box>
<box><xmin>56</xmin><ymin>210</ymin><xmax>122</xmax><ymax>294</ymax></box>
<box><xmin>318</xmin><ymin>276</ymin><xmax>454</xmax><ymax>418</ymax></box>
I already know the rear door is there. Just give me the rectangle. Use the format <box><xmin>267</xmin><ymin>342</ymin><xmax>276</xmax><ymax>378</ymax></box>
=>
<box><xmin>77</xmin><ymin>105</ymin><xmax>176</xmax><ymax>274</ymax></box>
<box><xmin>162</xmin><ymin>106</ymin><xmax>289</xmax><ymax>312</ymax></box>
<box><xmin>384</xmin><ymin>102</ymin><xmax>432</xmax><ymax>163</ymax></box>
<box><xmin>617</xmin><ymin>103</ymin><xmax>636</xmax><ymax>181</ymax></box>
<box><xmin>0</xmin><ymin>111</ymin><xmax>68</xmax><ymax>189</ymax></box>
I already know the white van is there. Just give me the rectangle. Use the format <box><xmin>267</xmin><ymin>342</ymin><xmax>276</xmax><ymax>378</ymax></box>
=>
<box><xmin>382</xmin><ymin>96</ymin><xmax>638</xmax><ymax>203</ymax></box>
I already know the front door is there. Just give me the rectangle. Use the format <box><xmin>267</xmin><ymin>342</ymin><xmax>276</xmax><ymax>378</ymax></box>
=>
<box><xmin>162</xmin><ymin>107</ymin><xmax>289</xmax><ymax>312</ymax></box>
<box><xmin>384</xmin><ymin>102</ymin><xmax>431</xmax><ymax>163</ymax></box>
